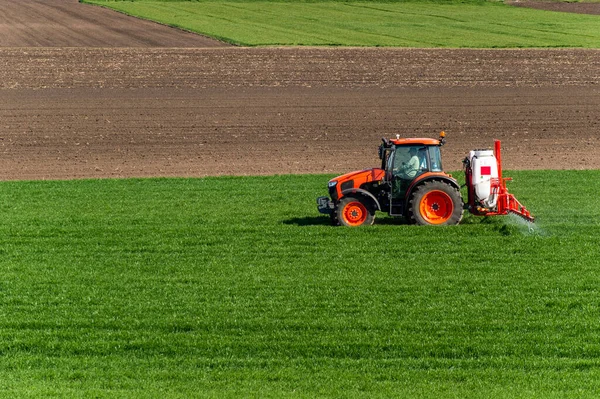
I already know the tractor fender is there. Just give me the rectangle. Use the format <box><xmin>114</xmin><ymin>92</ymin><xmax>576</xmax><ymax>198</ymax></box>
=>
<box><xmin>405</xmin><ymin>174</ymin><xmax>461</xmax><ymax>207</ymax></box>
<box><xmin>340</xmin><ymin>188</ymin><xmax>382</xmax><ymax>211</ymax></box>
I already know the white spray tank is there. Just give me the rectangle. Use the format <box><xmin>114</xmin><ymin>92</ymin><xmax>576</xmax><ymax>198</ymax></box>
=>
<box><xmin>468</xmin><ymin>149</ymin><xmax>499</xmax><ymax>209</ymax></box>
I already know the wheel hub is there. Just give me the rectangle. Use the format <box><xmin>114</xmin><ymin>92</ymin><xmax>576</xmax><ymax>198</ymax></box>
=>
<box><xmin>342</xmin><ymin>201</ymin><xmax>368</xmax><ymax>226</ymax></box>
<box><xmin>419</xmin><ymin>190</ymin><xmax>453</xmax><ymax>224</ymax></box>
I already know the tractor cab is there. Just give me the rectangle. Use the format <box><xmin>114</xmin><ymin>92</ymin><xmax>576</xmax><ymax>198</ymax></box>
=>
<box><xmin>379</xmin><ymin>136</ymin><xmax>445</xmax><ymax>200</ymax></box>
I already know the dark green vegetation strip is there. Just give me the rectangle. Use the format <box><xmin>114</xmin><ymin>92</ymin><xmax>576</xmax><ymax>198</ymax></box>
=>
<box><xmin>2</xmin><ymin>171</ymin><xmax>600</xmax><ymax>397</ymax></box>
<box><xmin>83</xmin><ymin>0</ymin><xmax>600</xmax><ymax>47</ymax></box>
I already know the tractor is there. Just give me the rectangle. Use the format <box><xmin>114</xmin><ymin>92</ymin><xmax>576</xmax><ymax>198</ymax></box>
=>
<box><xmin>317</xmin><ymin>132</ymin><xmax>534</xmax><ymax>226</ymax></box>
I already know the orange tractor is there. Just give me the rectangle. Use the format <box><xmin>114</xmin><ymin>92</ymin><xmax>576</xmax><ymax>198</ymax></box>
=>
<box><xmin>317</xmin><ymin>132</ymin><xmax>534</xmax><ymax>226</ymax></box>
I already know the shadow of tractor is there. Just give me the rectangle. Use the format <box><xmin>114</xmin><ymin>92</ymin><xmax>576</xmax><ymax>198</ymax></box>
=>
<box><xmin>283</xmin><ymin>216</ymin><xmax>331</xmax><ymax>226</ymax></box>
<box><xmin>283</xmin><ymin>215</ymin><xmax>409</xmax><ymax>226</ymax></box>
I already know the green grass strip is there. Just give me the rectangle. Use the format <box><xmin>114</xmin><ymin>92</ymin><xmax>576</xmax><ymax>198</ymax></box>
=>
<box><xmin>83</xmin><ymin>0</ymin><xmax>600</xmax><ymax>47</ymax></box>
<box><xmin>2</xmin><ymin>171</ymin><xmax>600</xmax><ymax>397</ymax></box>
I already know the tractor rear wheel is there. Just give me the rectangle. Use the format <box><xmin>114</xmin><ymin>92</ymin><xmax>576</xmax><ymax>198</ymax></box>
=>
<box><xmin>409</xmin><ymin>181</ymin><xmax>463</xmax><ymax>226</ymax></box>
<box><xmin>335</xmin><ymin>196</ymin><xmax>375</xmax><ymax>227</ymax></box>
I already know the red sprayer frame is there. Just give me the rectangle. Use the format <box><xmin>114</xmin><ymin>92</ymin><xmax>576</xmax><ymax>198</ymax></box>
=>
<box><xmin>466</xmin><ymin>140</ymin><xmax>535</xmax><ymax>222</ymax></box>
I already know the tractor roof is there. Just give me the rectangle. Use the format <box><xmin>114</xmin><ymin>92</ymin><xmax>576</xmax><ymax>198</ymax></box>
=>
<box><xmin>390</xmin><ymin>138</ymin><xmax>441</xmax><ymax>146</ymax></box>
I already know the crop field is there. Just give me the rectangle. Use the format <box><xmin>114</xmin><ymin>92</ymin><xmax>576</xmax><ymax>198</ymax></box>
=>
<box><xmin>1</xmin><ymin>171</ymin><xmax>600</xmax><ymax>397</ymax></box>
<box><xmin>83</xmin><ymin>0</ymin><xmax>600</xmax><ymax>47</ymax></box>
<box><xmin>2</xmin><ymin>0</ymin><xmax>600</xmax><ymax>397</ymax></box>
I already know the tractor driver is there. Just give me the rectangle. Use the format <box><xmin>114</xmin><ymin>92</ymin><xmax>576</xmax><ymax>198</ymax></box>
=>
<box><xmin>397</xmin><ymin>147</ymin><xmax>420</xmax><ymax>179</ymax></box>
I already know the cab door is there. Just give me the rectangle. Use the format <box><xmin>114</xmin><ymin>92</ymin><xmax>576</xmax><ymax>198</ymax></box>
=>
<box><xmin>389</xmin><ymin>145</ymin><xmax>428</xmax><ymax>200</ymax></box>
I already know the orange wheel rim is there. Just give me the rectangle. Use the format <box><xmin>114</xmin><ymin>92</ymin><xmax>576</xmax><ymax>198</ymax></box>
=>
<box><xmin>342</xmin><ymin>201</ymin><xmax>367</xmax><ymax>226</ymax></box>
<box><xmin>419</xmin><ymin>190</ymin><xmax>453</xmax><ymax>224</ymax></box>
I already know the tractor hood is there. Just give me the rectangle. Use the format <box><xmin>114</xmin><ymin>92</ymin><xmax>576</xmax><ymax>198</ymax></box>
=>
<box><xmin>330</xmin><ymin>168</ymin><xmax>385</xmax><ymax>186</ymax></box>
<box><xmin>329</xmin><ymin>168</ymin><xmax>385</xmax><ymax>199</ymax></box>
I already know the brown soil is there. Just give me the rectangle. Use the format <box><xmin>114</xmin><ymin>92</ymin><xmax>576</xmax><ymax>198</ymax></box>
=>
<box><xmin>1</xmin><ymin>1</ymin><xmax>599</xmax><ymax>180</ymax></box>
<box><xmin>507</xmin><ymin>1</ymin><xmax>600</xmax><ymax>15</ymax></box>
<box><xmin>0</xmin><ymin>0</ymin><xmax>227</xmax><ymax>47</ymax></box>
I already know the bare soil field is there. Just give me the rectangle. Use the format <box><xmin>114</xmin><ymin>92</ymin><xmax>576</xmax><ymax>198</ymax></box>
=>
<box><xmin>0</xmin><ymin>1</ymin><xmax>599</xmax><ymax>180</ymax></box>
<box><xmin>509</xmin><ymin>1</ymin><xmax>600</xmax><ymax>15</ymax></box>
<box><xmin>0</xmin><ymin>0</ymin><xmax>226</xmax><ymax>47</ymax></box>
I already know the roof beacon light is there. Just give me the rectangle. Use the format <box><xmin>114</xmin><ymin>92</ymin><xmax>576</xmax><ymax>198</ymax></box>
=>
<box><xmin>439</xmin><ymin>131</ymin><xmax>446</xmax><ymax>146</ymax></box>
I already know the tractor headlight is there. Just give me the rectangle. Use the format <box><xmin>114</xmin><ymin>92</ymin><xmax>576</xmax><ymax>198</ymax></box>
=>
<box><xmin>328</xmin><ymin>180</ymin><xmax>339</xmax><ymax>201</ymax></box>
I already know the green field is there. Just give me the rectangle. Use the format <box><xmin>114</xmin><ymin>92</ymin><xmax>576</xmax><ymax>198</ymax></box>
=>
<box><xmin>82</xmin><ymin>0</ymin><xmax>600</xmax><ymax>47</ymax></box>
<box><xmin>2</xmin><ymin>171</ymin><xmax>600</xmax><ymax>397</ymax></box>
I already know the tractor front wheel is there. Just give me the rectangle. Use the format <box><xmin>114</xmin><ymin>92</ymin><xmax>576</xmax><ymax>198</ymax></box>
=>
<box><xmin>335</xmin><ymin>196</ymin><xmax>375</xmax><ymax>227</ymax></box>
<box><xmin>409</xmin><ymin>181</ymin><xmax>463</xmax><ymax>226</ymax></box>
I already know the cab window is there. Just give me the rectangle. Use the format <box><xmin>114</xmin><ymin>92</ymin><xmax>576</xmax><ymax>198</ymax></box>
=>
<box><xmin>429</xmin><ymin>146</ymin><xmax>443</xmax><ymax>172</ymax></box>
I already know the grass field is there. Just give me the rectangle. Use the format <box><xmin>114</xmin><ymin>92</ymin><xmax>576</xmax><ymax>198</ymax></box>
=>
<box><xmin>2</xmin><ymin>171</ymin><xmax>600</xmax><ymax>397</ymax></box>
<box><xmin>82</xmin><ymin>0</ymin><xmax>600</xmax><ymax>47</ymax></box>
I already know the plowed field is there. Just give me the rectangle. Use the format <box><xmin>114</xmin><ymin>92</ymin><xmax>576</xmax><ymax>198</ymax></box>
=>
<box><xmin>1</xmin><ymin>0</ymin><xmax>599</xmax><ymax>180</ymax></box>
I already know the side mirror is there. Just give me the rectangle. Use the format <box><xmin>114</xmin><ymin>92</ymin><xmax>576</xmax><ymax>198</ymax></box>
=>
<box><xmin>379</xmin><ymin>137</ymin><xmax>390</xmax><ymax>160</ymax></box>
